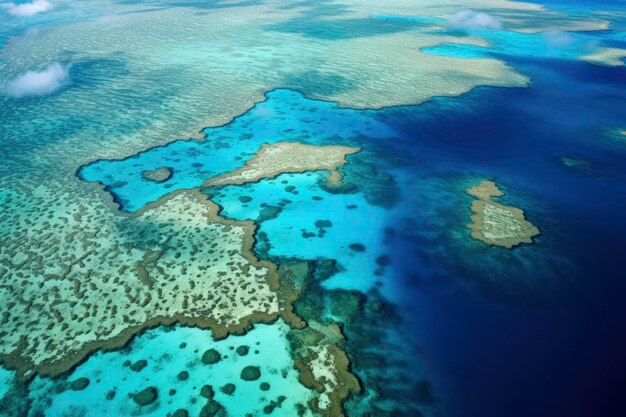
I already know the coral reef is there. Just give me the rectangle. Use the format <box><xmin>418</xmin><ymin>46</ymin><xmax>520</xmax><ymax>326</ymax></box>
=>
<box><xmin>278</xmin><ymin>260</ymin><xmax>361</xmax><ymax>417</ymax></box>
<box><xmin>69</xmin><ymin>378</ymin><xmax>90</xmax><ymax>391</ymax></box>
<box><xmin>201</xmin><ymin>349</ymin><xmax>221</xmax><ymax>365</ymax></box>
<box><xmin>580</xmin><ymin>47</ymin><xmax>626</xmax><ymax>67</ymax></box>
<box><xmin>466</xmin><ymin>180</ymin><xmax>540</xmax><ymax>248</ymax></box>
<box><xmin>240</xmin><ymin>366</ymin><xmax>261</xmax><ymax>381</ymax></box>
<box><xmin>204</xmin><ymin>142</ymin><xmax>360</xmax><ymax>187</ymax></box>
<box><xmin>17</xmin><ymin>319</ymin><xmax>316</xmax><ymax>416</ymax></box>
<box><xmin>295</xmin><ymin>345</ymin><xmax>360</xmax><ymax>417</ymax></box>
<box><xmin>560</xmin><ymin>156</ymin><xmax>593</xmax><ymax>173</ymax></box>
<box><xmin>0</xmin><ymin>190</ymin><xmax>298</xmax><ymax>378</ymax></box>
<box><xmin>132</xmin><ymin>386</ymin><xmax>158</xmax><ymax>406</ymax></box>
<box><xmin>141</xmin><ymin>167</ymin><xmax>173</xmax><ymax>183</ymax></box>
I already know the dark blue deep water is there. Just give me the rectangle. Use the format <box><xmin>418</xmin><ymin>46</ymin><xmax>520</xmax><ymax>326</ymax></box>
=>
<box><xmin>379</xmin><ymin>52</ymin><xmax>626</xmax><ymax>417</ymax></box>
<box><xmin>77</xmin><ymin>26</ymin><xmax>626</xmax><ymax>417</ymax></box>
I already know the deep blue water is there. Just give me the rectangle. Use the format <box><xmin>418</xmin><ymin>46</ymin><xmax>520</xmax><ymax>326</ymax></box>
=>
<box><xmin>21</xmin><ymin>1</ymin><xmax>626</xmax><ymax>416</ymax></box>
<box><xmin>81</xmin><ymin>57</ymin><xmax>626</xmax><ymax>417</ymax></box>
<box><xmin>379</xmin><ymin>57</ymin><xmax>626</xmax><ymax>417</ymax></box>
<box><xmin>80</xmin><ymin>43</ymin><xmax>626</xmax><ymax>417</ymax></box>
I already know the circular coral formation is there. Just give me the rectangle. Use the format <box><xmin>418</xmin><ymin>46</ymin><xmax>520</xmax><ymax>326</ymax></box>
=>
<box><xmin>235</xmin><ymin>345</ymin><xmax>249</xmax><ymax>356</ymax></box>
<box><xmin>240</xmin><ymin>366</ymin><xmax>261</xmax><ymax>381</ymax></box>
<box><xmin>133</xmin><ymin>386</ymin><xmax>158</xmax><ymax>406</ymax></box>
<box><xmin>375</xmin><ymin>255</ymin><xmax>391</xmax><ymax>267</ymax></box>
<box><xmin>141</xmin><ymin>167</ymin><xmax>173</xmax><ymax>183</ymax></box>
<box><xmin>314</xmin><ymin>219</ymin><xmax>332</xmax><ymax>229</ymax></box>
<box><xmin>260</xmin><ymin>382</ymin><xmax>270</xmax><ymax>391</ymax></box>
<box><xmin>348</xmin><ymin>243</ymin><xmax>366</xmax><ymax>252</ymax></box>
<box><xmin>200</xmin><ymin>385</ymin><xmax>214</xmax><ymax>399</ymax></box>
<box><xmin>177</xmin><ymin>370</ymin><xmax>189</xmax><ymax>381</ymax></box>
<box><xmin>201</xmin><ymin>349</ymin><xmax>221</xmax><ymax>365</ymax></box>
<box><xmin>199</xmin><ymin>400</ymin><xmax>222</xmax><ymax>417</ymax></box>
<box><xmin>220</xmin><ymin>383</ymin><xmax>236</xmax><ymax>395</ymax></box>
<box><xmin>130</xmin><ymin>359</ymin><xmax>148</xmax><ymax>372</ymax></box>
<box><xmin>69</xmin><ymin>377</ymin><xmax>90</xmax><ymax>391</ymax></box>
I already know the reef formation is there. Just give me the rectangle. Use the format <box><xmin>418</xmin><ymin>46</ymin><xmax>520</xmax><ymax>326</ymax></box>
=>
<box><xmin>1</xmin><ymin>1</ymin><xmax>624</xmax><ymax>416</ymax></box>
<box><xmin>204</xmin><ymin>142</ymin><xmax>359</xmax><ymax>187</ymax></box>
<box><xmin>0</xmin><ymin>190</ymin><xmax>298</xmax><ymax>378</ymax></box>
<box><xmin>141</xmin><ymin>167</ymin><xmax>173</xmax><ymax>183</ymax></box>
<box><xmin>0</xmin><ymin>140</ymin><xmax>362</xmax><ymax>417</ymax></box>
<box><xmin>580</xmin><ymin>47</ymin><xmax>626</xmax><ymax>67</ymax></box>
<box><xmin>466</xmin><ymin>180</ymin><xmax>540</xmax><ymax>249</ymax></box>
<box><xmin>296</xmin><ymin>345</ymin><xmax>360</xmax><ymax>417</ymax></box>
<box><xmin>560</xmin><ymin>156</ymin><xmax>593</xmax><ymax>173</ymax></box>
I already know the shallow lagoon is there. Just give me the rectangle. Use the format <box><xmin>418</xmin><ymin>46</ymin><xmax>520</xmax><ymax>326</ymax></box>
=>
<box><xmin>27</xmin><ymin>321</ymin><xmax>314</xmax><ymax>416</ymax></box>
<box><xmin>78</xmin><ymin>89</ymin><xmax>394</xmax><ymax>212</ymax></box>
<box><xmin>209</xmin><ymin>171</ymin><xmax>396</xmax><ymax>295</ymax></box>
<box><xmin>3</xmin><ymin>1</ymin><xmax>626</xmax><ymax>417</ymax></box>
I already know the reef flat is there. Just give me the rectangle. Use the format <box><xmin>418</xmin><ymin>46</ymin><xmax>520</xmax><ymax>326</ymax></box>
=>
<box><xmin>580</xmin><ymin>47</ymin><xmax>626</xmax><ymax>67</ymax></box>
<box><xmin>19</xmin><ymin>321</ymin><xmax>317</xmax><ymax>417</ymax></box>
<box><xmin>204</xmin><ymin>142</ymin><xmax>360</xmax><ymax>187</ymax></box>
<box><xmin>295</xmin><ymin>345</ymin><xmax>360</xmax><ymax>417</ymax></box>
<box><xmin>0</xmin><ymin>189</ymin><xmax>299</xmax><ymax>378</ymax></box>
<box><xmin>2</xmin><ymin>1</ymin><xmax>625</xmax><ymax>416</ymax></box>
<box><xmin>466</xmin><ymin>180</ymin><xmax>540</xmax><ymax>249</ymax></box>
<box><xmin>0</xmin><ymin>137</ymin><xmax>367</xmax><ymax>412</ymax></box>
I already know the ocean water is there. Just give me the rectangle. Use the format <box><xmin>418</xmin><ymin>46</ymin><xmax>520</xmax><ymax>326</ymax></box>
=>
<box><xmin>77</xmin><ymin>89</ymin><xmax>394</xmax><ymax>212</ymax></box>
<box><xmin>208</xmin><ymin>171</ymin><xmax>398</xmax><ymax>295</ymax></box>
<box><xmin>25</xmin><ymin>320</ymin><xmax>313</xmax><ymax>416</ymax></box>
<box><xmin>2</xmin><ymin>1</ymin><xmax>626</xmax><ymax>417</ymax></box>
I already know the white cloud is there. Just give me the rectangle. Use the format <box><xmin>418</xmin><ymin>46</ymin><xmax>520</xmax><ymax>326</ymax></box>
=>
<box><xmin>1</xmin><ymin>0</ymin><xmax>53</xmax><ymax>17</ymax></box>
<box><xmin>6</xmin><ymin>63</ymin><xmax>70</xmax><ymax>98</ymax></box>
<box><xmin>543</xmin><ymin>30</ymin><xmax>575</xmax><ymax>48</ymax></box>
<box><xmin>448</xmin><ymin>10</ymin><xmax>503</xmax><ymax>30</ymax></box>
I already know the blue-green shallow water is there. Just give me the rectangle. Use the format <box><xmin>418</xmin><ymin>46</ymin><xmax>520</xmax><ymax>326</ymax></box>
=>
<box><xmin>207</xmin><ymin>170</ymin><xmax>401</xmax><ymax>296</ymax></box>
<box><xmin>78</xmin><ymin>89</ymin><xmax>394</xmax><ymax>212</ymax></box>
<box><xmin>26</xmin><ymin>320</ymin><xmax>313</xmax><ymax>416</ymax></box>
<box><xmin>5</xmin><ymin>1</ymin><xmax>626</xmax><ymax>417</ymax></box>
<box><xmin>81</xmin><ymin>60</ymin><xmax>626</xmax><ymax>417</ymax></box>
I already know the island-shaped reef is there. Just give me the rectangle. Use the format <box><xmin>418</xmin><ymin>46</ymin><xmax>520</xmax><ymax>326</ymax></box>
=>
<box><xmin>466</xmin><ymin>180</ymin><xmax>540</xmax><ymax>249</ymax></box>
<box><xmin>204</xmin><ymin>142</ymin><xmax>359</xmax><ymax>187</ymax></box>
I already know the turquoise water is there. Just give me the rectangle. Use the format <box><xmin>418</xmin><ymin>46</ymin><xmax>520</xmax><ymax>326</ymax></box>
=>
<box><xmin>78</xmin><ymin>89</ymin><xmax>394</xmax><ymax>212</ymax></box>
<box><xmin>27</xmin><ymin>320</ymin><xmax>313</xmax><ymax>416</ymax></box>
<box><xmin>208</xmin><ymin>171</ymin><xmax>397</xmax><ymax>295</ymax></box>
<box><xmin>423</xmin><ymin>25</ymin><xmax>614</xmax><ymax>62</ymax></box>
<box><xmin>3</xmin><ymin>1</ymin><xmax>626</xmax><ymax>417</ymax></box>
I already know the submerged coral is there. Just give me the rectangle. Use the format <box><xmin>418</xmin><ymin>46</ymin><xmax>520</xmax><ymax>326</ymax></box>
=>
<box><xmin>0</xmin><ymin>190</ymin><xmax>298</xmax><ymax>378</ymax></box>
<box><xmin>141</xmin><ymin>167</ymin><xmax>173</xmax><ymax>183</ymax></box>
<box><xmin>466</xmin><ymin>180</ymin><xmax>540</xmax><ymax>248</ymax></box>
<box><xmin>17</xmin><ymin>320</ymin><xmax>317</xmax><ymax>417</ymax></box>
<box><xmin>1</xmin><ymin>138</ymin><xmax>366</xmax><ymax>414</ymax></box>
<box><xmin>560</xmin><ymin>156</ymin><xmax>594</xmax><ymax>173</ymax></box>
